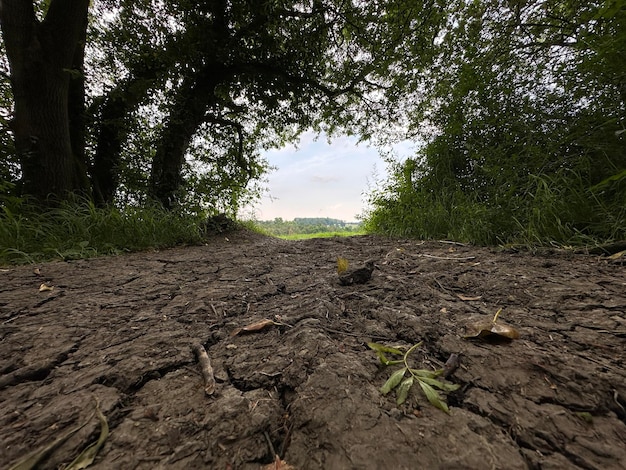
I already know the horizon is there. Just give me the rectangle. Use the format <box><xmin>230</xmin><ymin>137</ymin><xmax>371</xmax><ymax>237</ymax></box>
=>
<box><xmin>244</xmin><ymin>131</ymin><xmax>415</xmax><ymax>223</ymax></box>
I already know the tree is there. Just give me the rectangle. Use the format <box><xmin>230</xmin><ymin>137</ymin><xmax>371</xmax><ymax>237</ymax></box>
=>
<box><xmin>365</xmin><ymin>0</ymin><xmax>626</xmax><ymax>243</ymax></box>
<box><xmin>1</xmin><ymin>0</ymin><xmax>446</xmax><ymax>211</ymax></box>
<box><xmin>0</xmin><ymin>0</ymin><xmax>90</xmax><ymax>202</ymax></box>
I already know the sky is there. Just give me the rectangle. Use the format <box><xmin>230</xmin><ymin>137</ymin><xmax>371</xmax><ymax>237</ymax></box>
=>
<box><xmin>246</xmin><ymin>132</ymin><xmax>415</xmax><ymax>223</ymax></box>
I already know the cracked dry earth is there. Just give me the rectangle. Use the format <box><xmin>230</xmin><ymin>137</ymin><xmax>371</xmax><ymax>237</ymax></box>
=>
<box><xmin>1</xmin><ymin>232</ymin><xmax>626</xmax><ymax>470</ymax></box>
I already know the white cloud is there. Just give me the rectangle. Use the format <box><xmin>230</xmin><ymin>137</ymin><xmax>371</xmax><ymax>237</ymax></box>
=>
<box><xmin>246</xmin><ymin>131</ymin><xmax>415</xmax><ymax>222</ymax></box>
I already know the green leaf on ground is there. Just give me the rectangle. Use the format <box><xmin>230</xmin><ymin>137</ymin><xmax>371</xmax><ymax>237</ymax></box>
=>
<box><xmin>381</xmin><ymin>367</ymin><xmax>407</xmax><ymax>395</ymax></box>
<box><xmin>396</xmin><ymin>377</ymin><xmax>415</xmax><ymax>405</ymax></box>
<box><xmin>418</xmin><ymin>380</ymin><xmax>450</xmax><ymax>413</ymax></box>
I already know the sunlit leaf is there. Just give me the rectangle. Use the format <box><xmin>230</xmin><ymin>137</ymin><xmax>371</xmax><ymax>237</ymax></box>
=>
<box><xmin>39</xmin><ymin>283</ymin><xmax>54</xmax><ymax>292</ymax></box>
<box><xmin>396</xmin><ymin>377</ymin><xmax>414</xmax><ymax>405</ymax></box>
<box><xmin>368</xmin><ymin>342</ymin><xmax>405</xmax><ymax>365</ymax></box>
<box><xmin>464</xmin><ymin>316</ymin><xmax>520</xmax><ymax>340</ymax></box>
<box><xmin>381</xmin><ymin>367</ymin><xmax>407</xmax><ymax>395</ymax></box>
<box><xmin>418</xmin><ymin>380</ymin><xmax>450</xmax><ymax>413</ymax></box>
<box><xmin>231</xmin><ymin>319</ymin><xmax>277</xmax><ymax>337</ymax></box>
<box><xmin>337</xmin><ymin>257</ymin><xmax>349</xmax><ymax>274</ymax></box>
<box><xmin>374</xmin><ymin>350</ymin><xmax>389</xmax><ymax>364</ymax></box>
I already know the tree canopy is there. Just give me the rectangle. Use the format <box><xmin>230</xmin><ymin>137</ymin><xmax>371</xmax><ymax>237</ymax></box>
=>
<box><xmin>364</xmin><ymin>0</ymin><xmax>626</xmax><ymax>244</ymax></box>
<box><xmin>1</xmin><ymin>0</ymin><xmax>624</xmax><ymax>245</ymax></box>
<box><xmin>0</xmin><ymin>0</ymin><xmax>444</xmax><ymax>212</ymax></box>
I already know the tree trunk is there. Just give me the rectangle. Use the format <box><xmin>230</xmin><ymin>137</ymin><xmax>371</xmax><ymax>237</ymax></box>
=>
<box><xmin>149</xmin><ymin>69</ymin><xmax>220</xmax><ymax>209</ymax></box>
<box><xmin>92</xmin><ymin>70</ymin><xmax>166</xmax><ymax>206</ymax></box>
<box><xmin>67</xmin><ymin>11</ymin><xmax>90</xmax><ymax>195</ymax></box>
<box><xmin>0</xmin><ymin>0</ymin><xmax>90</xmax><ymax>203</ymax></box>
<box><xmin>91</xmin><ymin>93</ymin><xmax>128</xmax><ymax>206</ymax></box>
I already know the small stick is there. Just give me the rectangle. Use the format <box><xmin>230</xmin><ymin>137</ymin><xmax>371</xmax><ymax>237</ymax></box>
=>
<box><xmin>191</xmin><ymin>343</ymin><xmax>215</xmax><ymax>396</ymax></box>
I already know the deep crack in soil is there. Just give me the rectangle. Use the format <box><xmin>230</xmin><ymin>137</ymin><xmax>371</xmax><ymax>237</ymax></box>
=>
<box><xmin>1</xmin><ymin>232</ymin><xmax>625</xmax><ymax>469</ymax></box>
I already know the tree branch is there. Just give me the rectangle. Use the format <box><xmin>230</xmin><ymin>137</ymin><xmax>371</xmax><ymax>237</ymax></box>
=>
<box><xmin>204</xmin><ymin>115</ymin><xmax>248</xmax><ymax>178</ymax></box>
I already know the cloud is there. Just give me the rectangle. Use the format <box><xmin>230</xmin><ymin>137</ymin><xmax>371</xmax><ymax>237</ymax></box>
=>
<box><xmin>310</xmin><ymin>175</ymin><xmax>339</xmax><ymax>184</ymax></box>
<box><xmin>245</xmin><ymin>131</ymin><xmax>416</xmax><ymax>222</ymax></box>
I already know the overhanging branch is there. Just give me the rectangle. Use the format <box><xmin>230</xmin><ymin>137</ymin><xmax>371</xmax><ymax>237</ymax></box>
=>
<box><xmin>204</xmin><ymin>115</ymin><xmax>249</xmax><ymax>180</ymax></box>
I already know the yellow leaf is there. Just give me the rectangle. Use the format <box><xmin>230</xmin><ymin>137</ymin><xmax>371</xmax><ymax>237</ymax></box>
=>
<box><xmin>337</xmin><ymin>257</ymin><xmax>349</xmax><ymax>274</ymax></box>
<box><xmin>231</xmin><ymin>319</ymin><xmax>277</xmax><ymax>337</ymax></box>
<box><xmin>39</xmin><ymin>284</ymin><xmax>54</xmax><ymax>292</ymax></box>
<box><xmin>464</xmin><ymin>316</ymin><xmax>520</xmax><ymax>340</ymax></box>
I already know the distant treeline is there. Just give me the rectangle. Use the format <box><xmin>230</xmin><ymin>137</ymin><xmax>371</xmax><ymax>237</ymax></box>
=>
<box><xmin>256</xmin><ymin>218</ymin><xmax>362</xmax><ymax>235</ymax></box>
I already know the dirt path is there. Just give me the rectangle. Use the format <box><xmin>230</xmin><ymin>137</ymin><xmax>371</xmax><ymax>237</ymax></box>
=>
<box><xmin>1</xmin><ymin>232</ymin><xmax>625</xmax><ymax>469</ymax></box>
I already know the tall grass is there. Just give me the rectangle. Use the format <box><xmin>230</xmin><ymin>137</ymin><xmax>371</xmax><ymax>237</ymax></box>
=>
<box><xmin>363</xmin><ymin>170</ymin><xmax>626</xmax><ymax>247</ymax></box>
<box><xmin>0</xmin><ymin>199</ymin><xmax>206</xmax><ymax>265</ymax></box>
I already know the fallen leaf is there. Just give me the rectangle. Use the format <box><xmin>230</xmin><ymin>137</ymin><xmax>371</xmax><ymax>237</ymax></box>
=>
<box><xmin>33</xmin><ymin>268</ymin><xmax>42</xmax><ymax>275</ymax></box>
<box><xmin>8</xmin><ymin>410</ymin><xmax>95</xmax><ymax>470</ymax></box>
<box><xmin>608</xmin><ymin>250</ymin><xmax>625</xmax><ymax>260</ymax></box>
<box><xmin>337</xmin><ymin>257</ymin><xmax>349</xmax><ymax>274</ymax></box>
<box><xmin>464</xmin><ymin>314</ymin><xmax>520</xmax><ymax>340</ymax></box>
<box><xmin>367</xmin><ymin>342</ymin><xmax>405</xmax><ymax>366</ymax></box>
<box><xmin>39</xmin><ymin>284</ymin><xmax>54</xmax><ymax>292</ymax></box>
<box><xmin>396</xmin><ymin>377</ymin><xmax>414</xmax><ymax>405</ymax></box>
<box><xmin>65</xmin><ymin>399</ymin><xmax>108</xmax><ymax>469</ymax></box>
<box><xmin>418</xmin><ymin>380</ymin><xmax>450</xmax><ymax>413</ymax></box>
<box><xmin>230</xmin><ymin>319</ymin><xmax>277</xmax><ymax>337</ymax></box>
<box><xmin>456</xmin><ymin>294</ymin><xmax>482</xmax><ymax>301</ymax></box>
<box><xmin>381</xmin><ymin>367</ymin><xmax>407</xmax><ymax>395</ymax></box>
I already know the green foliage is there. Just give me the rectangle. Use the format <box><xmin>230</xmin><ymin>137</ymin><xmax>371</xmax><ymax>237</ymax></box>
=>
<box><xmin>254</xmin><ymin>217</ymin><xmax>363</xmax><ymax>237</ymax></box>
<box><xmin>82</xmin><ymin>0</ymin><xmax>447</xmax><ymax>210</ymax></box>
<box><xmin>278</xmin><ymin>231</ymin><xmax>365</xmax><ymax>240</ymax></box>
<box><xmin>363</xmin><ymin>0</ymin><xmax>626</xmax><ymax>246</ymax></box>
<box><xmin>369</xmin><ymin>342</ymin><xmax>459</xmax><ymax>412</ymax></box>
<box><xmin>0</xmin><ymin>197</ymin><xmax>208</xmax><ymax>265</ymax></box>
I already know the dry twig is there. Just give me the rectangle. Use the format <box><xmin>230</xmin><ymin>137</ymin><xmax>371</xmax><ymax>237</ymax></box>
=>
<box><xmin>191</xmin><ymin>343</ymin><xmax>215</xmax><ymax>395</ymax></box>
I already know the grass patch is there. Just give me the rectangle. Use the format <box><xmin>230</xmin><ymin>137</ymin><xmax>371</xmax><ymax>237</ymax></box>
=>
<box><xmin>0</xmin><ymin>199</ymin><xmax>207</xmax><ymax>265</ymax></box>
<box><xmin>277</xmin><ymin>230</ymin><xmax>367</xmax><ymax>240</ymax></box>
<box><xmin>363</xmin><ymin>169</ymin><xmax>626</xmax><ymax>247</ymax></box>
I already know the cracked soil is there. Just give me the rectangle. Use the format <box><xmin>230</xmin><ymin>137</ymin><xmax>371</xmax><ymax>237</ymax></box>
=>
<box><xmin>1</xmin><ymin>232</ymin><xmax>625</xmax><ymax>469</ymax></box>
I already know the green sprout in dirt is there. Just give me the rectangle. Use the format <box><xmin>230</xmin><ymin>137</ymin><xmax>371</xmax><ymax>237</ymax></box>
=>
<box><xmin>368</xmin><ymin>342</ymin><xmax>460</xmax><ymax>413</ymax></box>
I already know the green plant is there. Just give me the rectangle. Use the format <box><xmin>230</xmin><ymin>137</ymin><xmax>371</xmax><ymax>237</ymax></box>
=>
<box><xmin>0</xmin><ymin>200</ymin><xmax>208</xmax><ymax>265</ymax></box>
<box><xmin>368</xmin><ymin>342</ymin><xmax>459</xmax><ymax>413</ymax></box>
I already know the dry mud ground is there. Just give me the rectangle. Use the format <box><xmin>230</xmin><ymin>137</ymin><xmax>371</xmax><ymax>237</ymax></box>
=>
<box><xmin>1</xmin><ymin>232</ymin><xmax>625</xmax><ymax>470</ymax></box>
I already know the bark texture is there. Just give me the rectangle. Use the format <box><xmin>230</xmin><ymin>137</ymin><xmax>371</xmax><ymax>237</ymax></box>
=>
<box><xmin>149</xmin><ymin>68</ymin><xmax>222</xmax><ymax>209</ymax></box>
<box><xmin>0</xmin><ymin>0</ymin><xmax>90</xmax><ymax>202</ymax></box>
